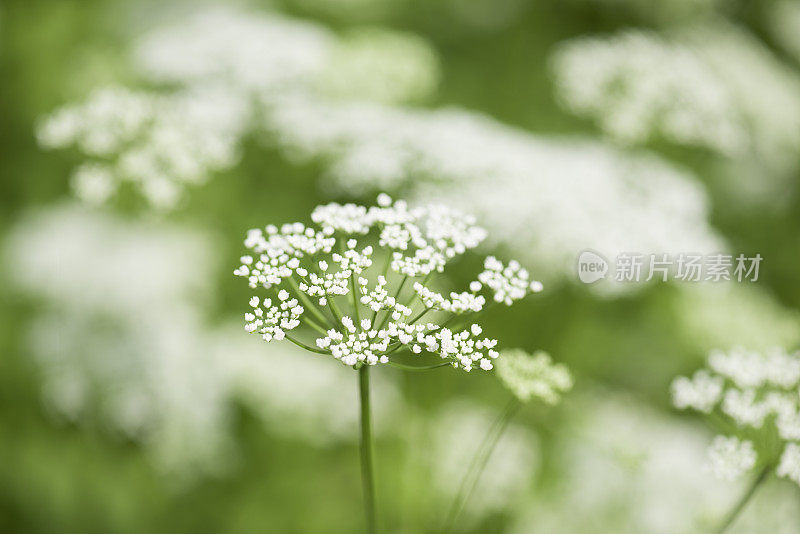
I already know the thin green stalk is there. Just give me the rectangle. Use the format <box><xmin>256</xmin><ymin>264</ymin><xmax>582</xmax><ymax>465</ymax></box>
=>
<box><xmin>442</xmin><ymin>398</ymin><xmax>521</xmax><ymax>534</ymax></box>
<box><xmin>359</xmin><ymin>366</ymin><xmax>377</xmax><ymax>534</ymax></box>
<box><xmin>714</xmin><ymin>465</ymin><xmax>771</xmax><ymax>534</ymax></box>
<box><xmin>351</xmin><ymin>273</ymin><xmax>361</xmax><ymax>325</ymax></box>
<box><xmin>327</xmin><ymin>297</ymin><xmax>343</xmax><ymax>326</ymax></box>
<box><xmin>385</xmin><ymin>361</ymin><xmax>452</xmax><ymax>371</ymax></box>
<box><xmin>371</xmin><ymin>254</ymin><xmax>393</xmax><ymax>326</ymax></box>
<box><xmin>376</xmin><ymin>275</ymin><xmax>408</xmax><ymax>331</ymax></box>
<box><xmin>302</xmin><ymin>316</ymin><xmax>329</xmax><ymax>336</ymax></box>
<box><xmin>287</xmin><ymin>276</ymin><xmax>334</xmax><ymax>328</ymax></box>
<box><xmin>408</xmin><ymin>308</ymin><xmax>431</xmax><ymax>325</ymax></box>
<box><xmin>285</xmin><ymin>334</ymin><xmax>330</xmax><ymax>355</ymax></box>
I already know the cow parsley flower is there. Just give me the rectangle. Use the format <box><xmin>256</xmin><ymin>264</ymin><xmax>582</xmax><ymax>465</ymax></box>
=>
<box><xmin>37</xmin><ymin>6</ymin><xmax>441</xmax><ymax>211</ymax></box>
<box><xmin>552</xmin><ymin>24</ymin><xmax>800</xmax><ymax>174</ymax></box>
<box><xmin>671</xmin><ymin>346</ymin><xmax>800</xmax><ymax>488</ymax></box>
<box><xmin>234</xmin><ymin>195</ymin><xmax>543</xmax><ymax>373</ymax></box>
<box><xmin>777</xmin><ymin>442</ymin><xmax>800</xmax><ymax>487</ymax></box>
<box><xmin>494</xmin><ymin>349</ymin><xmax>573</xmax><ymax>405</ymax></box>
<box><xmin>268</xmin><ymin>96</ymin><xmax>722</xmax><ymax>288</ymax></box>
<box><xmin>706</xmin><ymin>436</ymin><xmax>757</xmax><ymax>481</ymax></box>
<box><xmin>37</xmin><ymin>86</ymin><xmax>248</xmax><ymax>210</ymax></box>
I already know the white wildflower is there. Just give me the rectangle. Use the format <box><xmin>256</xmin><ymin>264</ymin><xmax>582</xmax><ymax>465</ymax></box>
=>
<box><xmin>552</xmin><ymin>24</ymin><xmax>800</xmax><ymax>175</ymax></box>
<box><xmin>494</xmin><ymin>349</ymin><xmax>573</xmax><ymax>405</ymax></box>
<box><xmin>670</xmin><ymin>370</ymin><xmax>724</xmax><ymax>413</ymax></box>
<box><xmin>777</xmin><ymin>443</ymin><xmax>800</xmax><ymax>486</ymax></box>
<box><xmin>268</xmin><ymin>96</ymin><xmax>721</xmax><ymax>287</ymax></box>
<box><xmin>672</xmin><ymin>346</ymin><xmax>800</xmax><ymax>488</ymax></box>
<box><xmin>709</xmin><ymin>346</ymin><xmax>800</xmax><ymax>389</ymax></box>
<box><xmin>235</xmin><ymin>195</ymin><xmax>543</xmax><ymax>372</ymax></box>
<box><xmin>706</xmin><ymin>436</ymin><xmax>757</xmax><ymax>481</ymax></box>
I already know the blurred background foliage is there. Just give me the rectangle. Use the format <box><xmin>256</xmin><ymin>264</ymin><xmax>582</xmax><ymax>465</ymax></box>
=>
<box><xmin>1</xmin><ymin>0</ymin><xmax>800</xmax><ymax>532</ymax></box>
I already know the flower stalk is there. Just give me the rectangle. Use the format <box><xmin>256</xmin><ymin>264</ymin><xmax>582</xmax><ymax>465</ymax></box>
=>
<box><xmin>442</xmin><ymin>397</ymin><xmax>521</xmax><ymax>534</ymax></box>
<box><xmin>714</xmin><ymin>464</ymin><xmax>771</xmax><ymax>534</ymax></box>
<box><xmin>359</xmin><ymin>365</ymin><xmax>377</xmax><ymax>534</ymax></box>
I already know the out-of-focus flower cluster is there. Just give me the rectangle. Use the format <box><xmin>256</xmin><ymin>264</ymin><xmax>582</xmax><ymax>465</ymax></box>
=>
<box><xmin>38</xmin><ymin>86</ymin><xmax>248</xmax><ymax>209</ymax></box>
<box><xmin>235</xmin><ymin>195</ymin><xmax>544</xmax><ymax>372</ymax></box>
<box><xmin>495</xmin><ymin>349</ymin><xmax>573</xmax><ymax>405</ymax></box>
<box><xmin>672</xmin><ymin>347</ymin><xmax>800</xmax><ymax>487</ymax></box>
<box><xmin>5</xmin><ymin>206</ymin><xmax>400</xmax><ymax>481</ymax></box>
<box><xmin>37</xmin><ymin>6</ymin><xmax>440</xmax><ymax>209</ymax></box>
<box><xmin>510</xmin><ymin>392</ymin><xmax>800</xmax><ymax>534</ymax></box>
<box><xmin>269</xmin><ymin>96</ymin><xmax>722</xmax><ymax>284</ymax></box>
<box><xmin>36</xmin><ymin>5</ymin><xmax>724</xmax><ymax>293</ymax></box>
<box><xmin>552</xmin><ymin>24</ymin><xmax>800</xmax><ymax>175</ymax></box>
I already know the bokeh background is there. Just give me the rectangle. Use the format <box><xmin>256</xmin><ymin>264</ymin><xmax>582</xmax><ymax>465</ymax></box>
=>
<box><xmin>2</xmin><ymin>0</ymin><xmax>800</xmax><ymax>532</ymax></box>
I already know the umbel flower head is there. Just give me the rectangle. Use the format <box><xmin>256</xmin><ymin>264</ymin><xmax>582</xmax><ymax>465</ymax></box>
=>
<box><xmin>494</xmin><ymin>349</ymin><xmax>573</xmax><ymax>405</ymax></box>
<box><xmin>234</xmin><ymin>195</ymin><xmax>543</xmax><ymax>372</ymax></box>
<box><xmin>671</xmin><ymin>346</ymin><xmax>800</xmax><ymax>487</ymax></box>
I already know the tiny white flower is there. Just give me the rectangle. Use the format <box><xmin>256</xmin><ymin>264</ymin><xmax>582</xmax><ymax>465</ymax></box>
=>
<box><xmin>706</xmin><ymin>436</ymin><xmax>756</xmax><ymax>481</ymax></box>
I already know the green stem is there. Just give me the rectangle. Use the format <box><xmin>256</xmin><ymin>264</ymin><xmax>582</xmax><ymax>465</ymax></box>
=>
<box><xmin>442</xmin><ymin>397</ymin><xmax>521</xmax><ymax>534</ymax></box>
<box><xmin>408</xmin><ymin>308</ymin><xmax>431</xmax><ymax>325</ymax></box>
<box><xmin>359</xmin><ymin>366</ymin><xmax>377</xmax><ymax>534</ymax></box>
<box><xmin>377</xmin><ymin>275</ymin><xmax>408</xmax><ymax>331</ymax></box>
<box><xmin>351</xmin><ymin>273</ymin><xmax>361</xmax><ymax>326</ymax></box>
<box><xmin>714</xmin><ymin>465</ymin><xmax>771</xmax><ymax>534</ymax></box>
<box><xmin>285</xmin><ymin>334</ymin><xmax>330</xmax><ymax>355</ymax></box>
<box><xmin>327</xmin><ymin>297</ymin><xmax>343</xmax><ymax>326</ymax></box>
<box><xmin>385</xmin><ymin>361</ymin><xmax>452</xmax><ymax>371</ymax></box>
<box><xmin>302</xmin><ymin>316</ymin><xmax>329</xmax><ymax>336</ymax></box>
<box><xmin>371</xmin><ymin>254</ymin><xmax>393</xmax><ymax>326</ymax></box>
<box><xmin>287</xmin><ymin>276</ymin><xmax>335</xmax><ymax>328</ymax></box>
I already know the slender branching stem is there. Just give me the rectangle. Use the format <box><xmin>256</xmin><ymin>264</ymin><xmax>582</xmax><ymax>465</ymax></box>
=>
<box><xmin>442</xmin><ymin>397</ymin><xmax>521</xmax><ymax>534</ymax></box>
<box><xmin>287</xmin><ymin>276</ymin><xmax>335</xmax><ymax>328</ymax></box>
<box><xmin>302</xmin><ymin>316</ymin><xmax>329</xmax><ymax>336</ymax></box>
<box><xmin>359</xmin><ymin>366</ymin><xmax>377</xmax><ymax>534</ymax></box>
<box><xmin>714</xmin><ymin>464</ymin><xmax>772</xmax><ymax>534</ymax></box>
<box><xmin>327</xmin><ymin>297</ymin><xmax>343</xmax><ymax>326</ymax></box>
<box><xmin>376</xmin><ymin>275</ymin><xmax>409</xmax><ymax>331</ymax></box>
<box><xmin>285</xmin><ymin>334</ymin><xmax>330</xmax><ymax>355</ymax></box>
<box><xmin>371</xmin><ymin>254</ymin><xmax>393</xmax><ymax>325</ymax></box>
<box><xmin>385</xmin><ymin>361</ymin><xmax>452</xmax><ymax>371</ymax></box>
<box><xmin>351</xmin><ymin>273</ymin><xmax>361</xmax><ymax>325</ymax></box>
<box><xmin>408</xmin><ymin>308</ymin><xmax>431</xmax><ymax>325</ymax></box>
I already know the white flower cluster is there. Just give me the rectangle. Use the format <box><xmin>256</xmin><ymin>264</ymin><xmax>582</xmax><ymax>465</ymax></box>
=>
<box><xmin>37</xmin><ymin>6</ymin><xmax>440</xmax><ymax>210</ymax></box>
<box><xmin>706</xmin><ymin>435</ymin><xmax>757</xmax><ymax>481</ymax></box>
<box><xmin>235</xmin><ymin>196</ymin><xmax>544</xmax><ymax>372</ymax></box>
<box><xmin>552</xmin><ymin>24</ymin><xmax>800</xmax><ymax>171</ymax></box>
<box><xmin>6</xmin><ymin>205</ymin><xmax>403</xmax><ymax>480</ymax></box>
<box><xmin>244</xmin><ymin>295</ymin><xmax>304</xmax><ymax>341</ymax></box>
<box><xmin>133</xmin><ymin>7</ymin><xmax>439</xmax><ymax>105</ymax></box>
<box><xmin>494</xmin><ymin>349</ymin><xmax>573</xmax><ymax>405</ymax></box>
<box><xmin>132</xmin><ymin>8</ymin><xmax>332</xmax><ymax>94</ymax></box>
<box><xmin>777</xmin><ymin>442</ymin><xmax>800</xmax><ymax>487</ymax></box>
<box><xmin>360</xmin><ymin>276</ymin><xmax>414</xmax><ymax>317</ymax></box>
<box><xmin>413</xmin><ymin>283</ymin><xmax>485</xmax><ymax>314</ymax></box>
<box><xmin>478</xmin><ymin>256</ymin><xmax>544</xmax><ymax>305</ymax></box>
<box><xmin>268</xmin><ymin>96</ymin><xmax>722</xmax><ymax>287</ymax></box>
<box><xmin>509</xmin><ymin>393</ymin><xmax>759</xmax><ymax>534</ymax></box>
<box><xmin>671</xmin><ymin>347</ymin><xmax>800</xmax><ymax>486</ymax></box>
<box><xmin>37</xmin><ymin>86</ymin><xmax>248</xmax><ymax>209</ymax></box>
